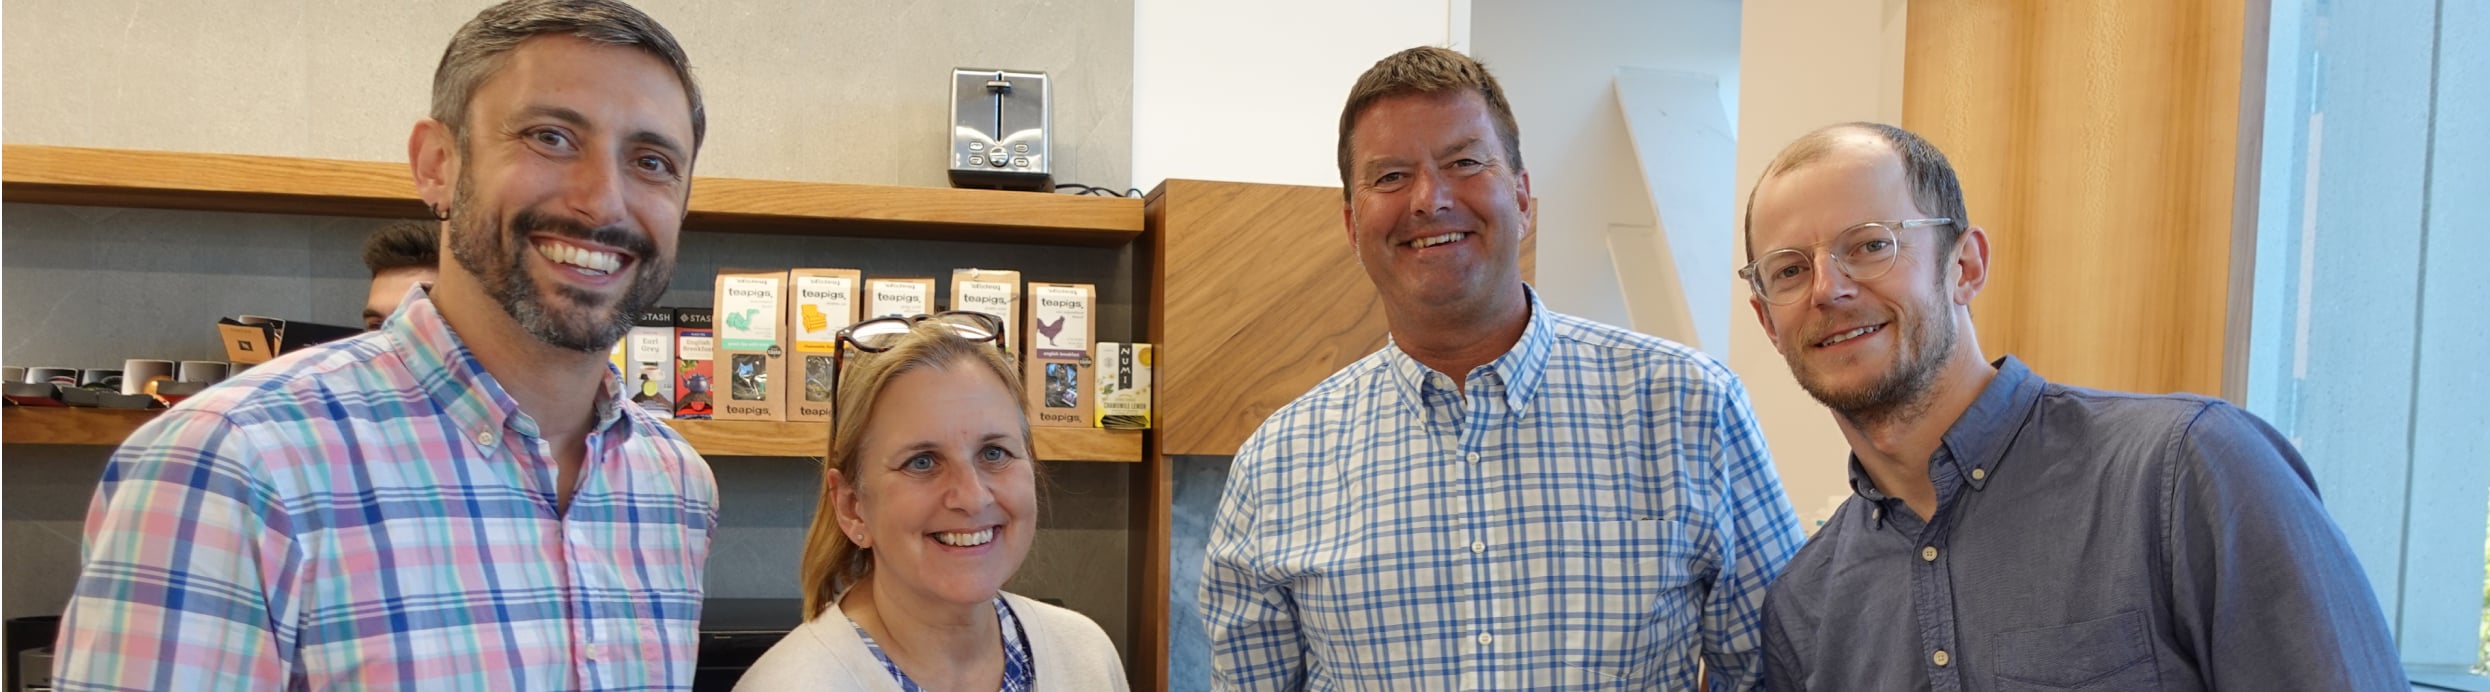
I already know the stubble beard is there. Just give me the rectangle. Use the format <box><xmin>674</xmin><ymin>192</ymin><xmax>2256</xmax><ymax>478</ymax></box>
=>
<box><xmin>443</xmin><ymin>172</ymin><xmax>673</xmax><ymax>352</ymax></box>
<box><xmin>1787</xmin><ymin>283</ymin><xmax>1958</xmax><ymax>431</ymax></box>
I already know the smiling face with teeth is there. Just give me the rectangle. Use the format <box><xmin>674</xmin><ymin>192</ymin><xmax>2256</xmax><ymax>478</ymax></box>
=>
<box><xmin>1343</xmin><ymin>90</ymin><xmax>1533</xmax><ymax>333</ymax></box>
<box><xmin>833</xmin><ymin>358</ymin><xmax>1038</xmax><ymax>610</ymax></box>
<box><xmin>416</xmin><ymin>35</ymin><xmax>692</xmax><ymax>353</ymax></box>
<box><xmin>1746</xmin><ymin>132</ymin><xmax>1987</xmax><ymax>426</ymax></box>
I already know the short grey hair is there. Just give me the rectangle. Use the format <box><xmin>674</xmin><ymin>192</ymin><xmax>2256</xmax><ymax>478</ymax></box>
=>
<box><xmin>430</xmin><ymin>0</ymin><xmax>705</xmax><ymax>152</ymax></box>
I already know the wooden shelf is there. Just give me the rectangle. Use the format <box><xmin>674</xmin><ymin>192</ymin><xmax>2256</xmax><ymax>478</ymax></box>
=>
<box><xmin>0</xmin><ymin>144</ymin><xmax>1144</xmax><ymax>246</ymax></box>
<box><xmin>2</xmin><ymin>407</ymin><xmax>1143</xmax><ymax>462</ymax></box>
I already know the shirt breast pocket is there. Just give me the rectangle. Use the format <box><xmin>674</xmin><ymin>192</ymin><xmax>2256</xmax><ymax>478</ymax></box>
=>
<box><xmin>1992</xmin><ymin>610</ymin><xmax>2161</xmax><ymax>691</ymax></box>
<box><xmin>1542</xmin><ymin>519</ymin><xmax>1699</xmax><ymax>683</ymax></box>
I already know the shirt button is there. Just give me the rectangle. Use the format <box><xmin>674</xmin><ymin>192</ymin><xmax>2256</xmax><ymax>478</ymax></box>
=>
<box><xmin>1470</xmin><ymin>541</ymin><xmax>1486</xmax><ymax>554</ymax></box>
<box><xmin>475</xmin><ymin>430</ymin><xmax>496</xmax><ymax>447</ymax></box>
<box><xmin>1466</xmin><ymin>452</ymin><xmax>1482</xmax><ymax>463</ymax></box>
<box><xmin>1971</xmin><ymin>467</ymin><xmax>1988</xmax><ymax>481</ymax></box>
<box><xmin>1932</xmin><ymin>649</ymin><xmax>1950</xmax><ymax>667</ymax></box>
<box><xmin>1921</xmin><ymin>546</ymin><xmax>1939</xmax><ymax>562</ymax></box>
<box><xmin>586</xmin><ymin>644</ymin><xmax>602</xmax><ymax>661</ymax></box>
<box><xmin>1872</xmin><ymin>508</ymin><xmax>1883</xmax><ymax>521</ymax></box>
<box><xmin>1476</xmin><ymin>632</ymin><xmax>1493</xmax><ymax>645</ymax></box>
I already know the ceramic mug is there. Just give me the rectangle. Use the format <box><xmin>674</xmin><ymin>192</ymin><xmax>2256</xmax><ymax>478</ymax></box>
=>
<box><xmin>123</xmin><ymin>359</ymin><xmax>176</xmax><ymax>396</ymax></box>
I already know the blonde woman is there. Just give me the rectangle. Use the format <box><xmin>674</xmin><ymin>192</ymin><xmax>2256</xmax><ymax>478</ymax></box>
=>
<box><xmin>737</xmin><ymin>312</ymin><xmax>1128</xmax><ymax>691</ymax></box>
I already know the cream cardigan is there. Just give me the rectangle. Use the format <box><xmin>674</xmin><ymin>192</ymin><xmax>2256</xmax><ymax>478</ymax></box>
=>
<box><xmin>732</xmin><ymin>591</ymin><xmax>1129</xmax><ymax>691</ymax></box>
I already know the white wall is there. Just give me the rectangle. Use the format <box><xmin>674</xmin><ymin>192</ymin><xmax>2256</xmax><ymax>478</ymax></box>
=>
<box><xmin>1732</xmin><ymin>0</ymin><xmax>1910</xmax><ymax>530</ymax></box>
<box><xmin>1469</xmin><ymin>0</ymin><xmax>1741</xmax><ymax>349</ymax></box>
<box><xmin>1132</xmin><ymin>0</ymin><xmax>1462</xmax><ymax>190</ymax></box>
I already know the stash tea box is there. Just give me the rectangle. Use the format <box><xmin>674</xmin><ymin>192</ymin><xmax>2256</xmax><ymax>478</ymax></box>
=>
<box><xmin>713</xmin><ymin>270</ymin><xmax>788</xmax><ymax>421</ymax></box>
<box><xmin>1024</xmin><ymin>282</ymin><xmax>1094</xmax><ymax>428</ymax></box>
<box><xmin>624</xmin><ymin>309</ymin><xmax>675</xmax><ymax>419</ymax></box>
<box><xmin>673</xmin><ymin>308</ymin><xmax>715</xmax><ymax>420</ymax></box>
<box><xmin>787</xmin><ymin>268</ymin><xmax>862</xmax><ymax>423</ymax></box>
<box><xmin>865</xmin><ymin>277</ymin><xmax>935</xmax><ymax>320</ymax></box>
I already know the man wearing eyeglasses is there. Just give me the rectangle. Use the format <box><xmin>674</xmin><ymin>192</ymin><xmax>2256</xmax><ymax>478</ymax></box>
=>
<box><xmin>1201</xmin><ymin>46</ymin><xmax>1805</xmax><ymax>690</ymax></box>
<box><xmin>1743</xmin><ymin>122</ymin><xmax>2404</xmax><ymax>690</ymax></box>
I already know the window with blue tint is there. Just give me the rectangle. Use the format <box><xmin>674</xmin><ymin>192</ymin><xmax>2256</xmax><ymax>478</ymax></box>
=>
<box><xmin>2245</xmin><ymin>0</ymin><xmax>2490</xmax><ymax>683</ymax></box>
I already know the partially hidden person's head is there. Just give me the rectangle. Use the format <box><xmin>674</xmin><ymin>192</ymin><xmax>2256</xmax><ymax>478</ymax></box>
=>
<box><xmin>1743</xmin><ymin>122</ymin><xmax>1990</xmax><ymax>426</ymax></box>
<box><xmin>408</xmin><ymin>0</ymin><xmax>704</xmax><ymax>353</ymax></box>
<box><xmin>1336</xmin><ymin>46</ymin><xmax>1533</xmax><ymax>327</ymax></box>
<box><xmin>361</xmin><ymin>219</ymin><xmax>441</xmax><ymax>330</ymax></box>
<box><xmin>800</xmin><ymin>318</ymin><xmax>1037</xmax><ymax>618</ymax></box>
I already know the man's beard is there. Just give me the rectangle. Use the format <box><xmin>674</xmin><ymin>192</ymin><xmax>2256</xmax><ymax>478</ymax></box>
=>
<box><xmin>1786</xmin><ymin>285</ymin><xmax>1957</xmax><ymax>429</ymax></box>
<box><xmin>444</xmin><ymin>175</ymin><xmax>673</xmax><ymax>352</ymax></box>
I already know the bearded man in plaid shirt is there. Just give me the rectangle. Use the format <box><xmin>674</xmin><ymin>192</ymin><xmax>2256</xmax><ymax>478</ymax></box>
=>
<box><xmin>54</xmin><ymin>1</ymin><xmax>718</xmax><ymax>688</ymax></box>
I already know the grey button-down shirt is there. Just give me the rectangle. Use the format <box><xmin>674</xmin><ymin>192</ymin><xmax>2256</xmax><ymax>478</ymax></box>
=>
<box><xmin>1761</xmin><ymin>356</ymin><xmax>2406</xmax><ymax>691</ymax></box>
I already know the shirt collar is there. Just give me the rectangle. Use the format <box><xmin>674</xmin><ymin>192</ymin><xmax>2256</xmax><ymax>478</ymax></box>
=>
<box><xmin>1383</xmin><ymin>285</ymin><xmax>1554</xmax><ymax>414</ymax></box>
<box><xmin>384</xmin><ymin>286</ymin><xmax>629</xmax><ymax>446</ymax></box>
<box><xmin>1845</xmin><ymin>355</ymin><xmax>2046</xmax><ymax>509</ymax></box>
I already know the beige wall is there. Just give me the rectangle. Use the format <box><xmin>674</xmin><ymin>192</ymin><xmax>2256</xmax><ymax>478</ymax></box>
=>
<box><xmin>1</xmin><ymin>1</ymin><xmax>1133</xmax><ymax>189</ymax></box>
<box><xmin>1</xmin><ymin>0</ymin><xmax>1139</xmax><ymax>650</ymax></box>
<box><xmin>1733</xmin><ymin>0</ymin><xmax>1910</xmax><ymax>530</ymax></box>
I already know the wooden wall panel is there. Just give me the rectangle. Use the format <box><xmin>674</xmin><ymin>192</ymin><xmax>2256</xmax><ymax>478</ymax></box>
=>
<box><xmin>1903</xmin><ymin>1</ymin><xmax>2262</xmax><ymax>396</ymax></box>
<box><xmin>1149</xmin><ymin>179</ymin><xmax>1536</xmax><ymax>456</ymax></box>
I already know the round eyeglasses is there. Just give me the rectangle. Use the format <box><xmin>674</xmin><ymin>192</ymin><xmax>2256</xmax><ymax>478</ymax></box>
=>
<box><xmin>835</xmin><ymin>310</ymin><xmax>1008</xmax><ymax>354</ymax></box>
<box><xmin>1737</xmin><ymin>218</ymin><xmax>1953</xmax><ymax>306</ymax></box>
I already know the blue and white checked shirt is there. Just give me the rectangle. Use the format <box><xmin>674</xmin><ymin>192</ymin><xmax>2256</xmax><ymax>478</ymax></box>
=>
<box><xmin>1202</xmin><ymin>290</ymin><xmax>1805</xmax><ymax>691</ymax></box>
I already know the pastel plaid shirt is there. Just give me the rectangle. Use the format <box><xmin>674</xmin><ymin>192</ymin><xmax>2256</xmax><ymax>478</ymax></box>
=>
<box><xmin>55</xmin><ymin>289</ymin><xmax>719</xmax><ymax>691</ymax></box>
<box><xmin>1201</xmin><ymin>290</ymin><xmax>1805</xmax><ymax>691</ymax></box>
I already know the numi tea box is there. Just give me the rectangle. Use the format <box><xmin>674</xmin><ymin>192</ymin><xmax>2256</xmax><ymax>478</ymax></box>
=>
<box><xmin>949</xmin><ymin>269</ymin><xmax>1022</xmax><ymax>353</ymax></box>
<box><xmin>624</xmin><ymin>308</ymin><xmax>675</xmax><ymax>419</ymax></box>
<box><xmin>1093</xmin><ymin>342</ymin><xmax>1152</xmax><ymax>429</ymax></box>
<box><xmin>673</xmin><ymin>308</ymin><xmax>715</xmax><ymax>420</ymax></box>
<box><xmin>1024</xmin><ymin>282</ymin><xmax>1095</xmax><ymax>428</ymax></box>
<box><xmin>788</xmin><ymin>268</ymin><xmax>862</xmax><ymax>423</ymax></box>
<box><xmin>713</xmin><ymin>269</ymin><xmax>788</xmax><ymax>421</ymax></box>
<box><xmin>865</xmin><ymin>277</ymin><xmax>936</xmax><ymax>320</ymax></box>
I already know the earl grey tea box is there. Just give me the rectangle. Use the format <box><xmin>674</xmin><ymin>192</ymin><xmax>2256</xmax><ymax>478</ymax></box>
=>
<box><xmin>713</xmin><ymin>269</ymin><xmax>788</xmax><ymax>421</ymax></box>
<box><xmin>865</xmin><ymin>277</ymin><xmax>936</xmax><ymax>320</ymax></box>
<box><xmin>787</xmin><ymin>268</ymin><xmax>862</xmax><ymax>423</ymax></box>
<box><xmin>1023</xmin><ymin>282</ymin><xmax>1095</xmax><ymax>428</ymax></box>
<box><xmin>949</xmin><ymin>269</ymin><xmax>1022</xmax><ymax>352</ymax></box>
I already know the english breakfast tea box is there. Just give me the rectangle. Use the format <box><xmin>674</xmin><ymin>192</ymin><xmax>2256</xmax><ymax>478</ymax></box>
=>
<box><xmin>949</xmin><ymin>269</ymin><xmax>1022</xmax><ymax>353</ymax></box>
<box><xmin>865</xmin><ymin>277</ymin><xmax>935</xmax><ymax>320</ymax></box>
<box><xmin>713</xmin><ymin>269</ymin><xmax>788</xmax><ymax>421</ymax></box>
<box><xmin>787</xmin><ymin>268</ymin><xmax>862</xmax><ymax>423</ymax></box>
<box><xmin>1024</xmin><ymin>282</ymin><xmax>1094</xmax><ymax>428</ymax></box>
<box><xmin>673</xmin><ymin>308</ymin><xmax>715</xmax><ymax>420</ymax></box>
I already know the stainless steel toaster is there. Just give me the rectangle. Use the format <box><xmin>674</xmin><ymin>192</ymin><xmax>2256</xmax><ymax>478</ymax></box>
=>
<box><xmin>948</xmin><ymin>68</ymin><xmax>1051</xmax><ymax>191</ymax></box>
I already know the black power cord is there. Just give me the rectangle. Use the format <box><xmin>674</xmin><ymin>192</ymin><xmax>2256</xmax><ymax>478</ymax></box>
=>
<box><xmin>1055</xmin><ymin>182</ymin><xmax>1145</xmax><ymax>198</ymax></box>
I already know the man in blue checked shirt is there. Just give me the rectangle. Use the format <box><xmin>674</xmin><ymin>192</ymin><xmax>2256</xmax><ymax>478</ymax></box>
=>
<box><xmin>1743</xmin><ymin>123</ymin><xmax>2404</xmax><ymax>690</ymax></box>
<box><xmin>1200</xmin><ymin>46</ymin><xmax>1806</xmax><ymax>691</ymax></box>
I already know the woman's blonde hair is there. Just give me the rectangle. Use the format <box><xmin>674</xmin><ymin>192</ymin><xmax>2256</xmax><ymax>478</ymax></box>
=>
<box><xmin>798</xmin><ymin>319</ymin><xmax>1030</xmax><ymax>618</ymax></box>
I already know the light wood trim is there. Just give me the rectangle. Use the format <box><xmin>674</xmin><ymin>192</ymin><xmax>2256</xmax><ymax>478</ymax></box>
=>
<box><xmin>1129</xmin><ymin>209</ymin><xmax>1171</xmax><ymax>690</ymax></box>
<box><xmin>0</xmin><ymin>408</ymin><xmax>161</xmax><ymax>445</ymax></box>
<box><xmin>2</xmin><ymin>407</ymin><xmax>1143</xmax><ymax>462</ymax></box>
<box><xmin>1904</xmin><ymin>0</ymin><xmax>2258</xmax><ymax>396</ymax></box>
<box><xmin>1</xmin><ymin>145</ymin><xmax>1144</xmax><ymax>246</ymax></box>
